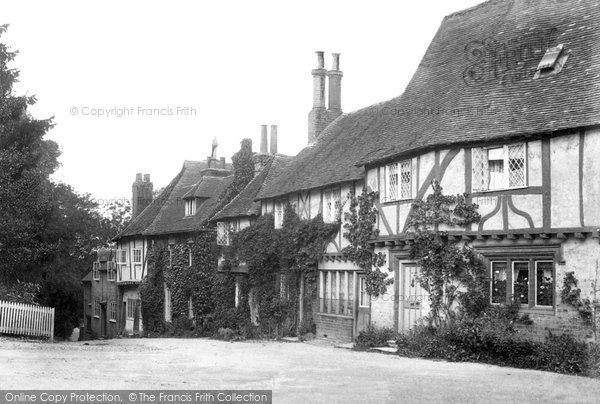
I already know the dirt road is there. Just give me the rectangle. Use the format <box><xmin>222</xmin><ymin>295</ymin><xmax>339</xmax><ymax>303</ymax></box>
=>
<box><xmin>1</xmin><ymin>337</ymin><xmax>599</xmax><ymax>403</ymax></box>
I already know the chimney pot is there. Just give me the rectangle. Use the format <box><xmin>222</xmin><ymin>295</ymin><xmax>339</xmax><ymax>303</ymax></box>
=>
<box><xmin>220</xmin><ymin>157</ymin><xmax>226</xmax><ymax>168</ymax></box>
<box><xmin>260</xmin><ymin>125</ymin><xmax>268</xmax><ymax>154</ymax></box>
<box><xmin>135</xmin><ymin>173</ymin><xmax>143</xmax><ymax>182</ymax></box>
<box><xmin>143</xmin><ymin>174</ymin><xmax>150</xmax><ymax>182</ymax></box>
<box><xmin>316</xmin><ymin>51</ymin><xmax>324</xmax><ymax>69</ymax></box>
<box><xmin>270</xmin><ymin>125</ymin><xmax>278</xmax><ymax>154</ymax></box>
<box><xmin>331</xmin><ymin>53</ymin><xmax>340</xmax><ymax>71</ymax></box>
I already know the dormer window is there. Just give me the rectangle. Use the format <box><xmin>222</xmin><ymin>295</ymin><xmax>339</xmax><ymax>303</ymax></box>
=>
<box><xmin>533</xmin><ymin>44</ymin><xmax>569</xmax><ymax>79</ymax></box>
<box><xmin>184</xmin><ymin>199</ymin><xmax>196</xmax><ymax>216</ymax></box>
<box><xmin>382</xmin><ymin>160</ymin><xmax>412</xmax><ymax>202</ymax></box>
<box><xmin>472</xmin><ymin>143</ymin><xmax>526</xmax><ymax>191</ymax></box>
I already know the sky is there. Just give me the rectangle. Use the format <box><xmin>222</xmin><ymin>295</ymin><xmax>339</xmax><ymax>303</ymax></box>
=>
<box><xmin>3</xmin><ymin>0</ymin><xmax>483</xmax><ymax>207</ymax></box>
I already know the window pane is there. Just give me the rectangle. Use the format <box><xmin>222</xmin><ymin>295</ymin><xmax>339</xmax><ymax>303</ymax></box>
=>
<box><xmin>488</xmin><ymin>158</ymin><xmax>504</xmax><ymax>190</ymax></box>
<box><xmin>400</xmin><ymin>161</ymin><xmax>412</xmax><ymax>199</ymax></box>
<box><xmin>388</xmin><ymin>164</ymin><xmax>398</xmax><ymax>201</ymax></box>
<box><xmin>491</xmin><ymin>262</ymin><xmax>507</xmax><ymax>304</ymax></box>
<box><xmin>513</xmin><ymin>262</ymin><xmax>529</xmax><ymax>304</ymax></box>
<box><xmin>508</xmin><ymin>144</ymin><xmax>525</xmax><ymax>187</ymax></box>
<box><xmin>536</xmin><ymin>261</ymin><xmax>554</xmax><ymax>306</ymax></box>
<box><xmin>472</xmin><ymin>147</ymin><xmax>489</xmax><ymax>191</ymax></box>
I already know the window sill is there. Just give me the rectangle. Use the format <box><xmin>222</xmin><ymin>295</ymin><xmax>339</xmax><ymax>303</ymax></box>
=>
<box><xmin>93</xmin><ymin>315</ymin><xmax>100</xmax><ymax>319</ymax></box>
<box><xmin>473</xmin><ymin>186</ymin><xmax>528</xmax><ymax>194</ymax></box>
<box><xmin>519</xmin><ymin>307</ymin><xmax>555</xmax><ymax>316</ymax></box>
<box><xmin>317</xmin><ymin>312</ymin><xmax>353</xmax><ymax>319</ymax></box>
<box><xmin>109</xmin><ymin>319</ymin><xmax>117</xmax><ymax>323</ymax></box>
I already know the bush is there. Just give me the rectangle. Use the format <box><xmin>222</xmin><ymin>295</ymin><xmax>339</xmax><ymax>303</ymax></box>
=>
<box><xmin>355</xmin><ymin>325</ymin><xmax>397</xmax><ymax>350</ymax></box>
<box><xmin>395</xmin><ymin>304</ymin><xmax>596</xmax><ymax>376</ymax></box>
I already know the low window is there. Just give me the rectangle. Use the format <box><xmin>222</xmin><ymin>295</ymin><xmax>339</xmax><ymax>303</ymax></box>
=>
<box><xmin>359</xmin><ymin>277</ymin><xmax>370</xmax><ymax>307</ymax></box>
<box><xmin>274</xmin><ymin>200</ymin><xmax>285</xmax><ymax>229</ymax></box>
<box><xmin>472</xmin><ymin>144</ymin><xmax>526</xmax><ymax>191</ymax></box>
<box><xmin>216</xmin><ymin>222</ymin><xmax>229</xmax><ymax>246</ymax></box>
<box><xmin>127</xmin><ymin>298</ymin><xmax>140</xmax><ymax>319</ymax></box>
<box><xmin>109</xmin><ymin>302</ymin><xmax>117</xmax><ymax>321</ymax></box>
<box><xmin>383</xmin><ymin>160</ymin><xmax>412</xmax><ymax>202</ymax></box>
<box><xmin>319</xmin><ymin>270</ymin><xmax>355</xmax><ymax>316</ymax></box>
<box><xmin>489</xmin><ymin>259</ymin><xmax>554</xmax><ymax>308</ymax></box>
<box><xmin>94</xmin><ymin>299</ymin><xmax>101</xmax><ymax>317</ymax></box>
<box><xmin>188</xmin><ymin>296</ymin><xmax>194</xmax><ymax>320</ymax></box>
<box><xmin>279</xmin><ymin>273</ymin><xmax>290</xmax><ymax>299</ymax></box>
<box><xmin>164</xmin><ymin>285</ymin><xmax>172</xmax><ymax>323</ymax></box>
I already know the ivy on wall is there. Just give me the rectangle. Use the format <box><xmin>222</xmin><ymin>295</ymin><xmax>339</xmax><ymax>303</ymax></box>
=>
<box><xmin>215</xmin><ymin>138</ymin><xmax>255</xmax><ymax>212</ymax></box>
<box><xmin>561</xmin><ymin>271</ymin><xmax>593</xmax><ymax>325</ymax></box>
<box><xmin>407</xmin><ymin>180</ymin><xmax>487</xmax><ymax>326</ymax></box>
<box><xmin>342</xmin><ymin>190</ymin><xmax>388</xmax><ymax>296</ymax></box>
<box><xmin>139</xmin><ymin>245</ymin><xmax>168</xmax><ymax>334</ymax></box>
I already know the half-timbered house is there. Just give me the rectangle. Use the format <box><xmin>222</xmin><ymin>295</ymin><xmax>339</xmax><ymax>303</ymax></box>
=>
<box><xmin>256</xmin><ymin>0</ymin><xmax>600</xmax><ymax>342</ymax></box>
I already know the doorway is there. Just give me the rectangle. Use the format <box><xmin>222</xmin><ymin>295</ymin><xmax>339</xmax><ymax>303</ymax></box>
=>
<box><xmin>397</xmin><ymin>263</ymin><xmax>428</xmax><ymax>332</ymax></box>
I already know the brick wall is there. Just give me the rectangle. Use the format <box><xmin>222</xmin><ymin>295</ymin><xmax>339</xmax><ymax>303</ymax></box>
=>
<box><xmin>314</xmin><ymin>313</ymin><xmax>354</xmax><ymax>342</ymax></box>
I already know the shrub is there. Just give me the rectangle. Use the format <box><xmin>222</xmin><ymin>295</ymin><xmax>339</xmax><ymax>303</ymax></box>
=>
<box><xmin>355</xmin><ymin>325</ymin><xmax>397</xmax><ymax>350</ymax></box>
<box><xmin>395</xmin><ymin>304</ymin><xmax>596</xmax><ymax>376</ymax></box>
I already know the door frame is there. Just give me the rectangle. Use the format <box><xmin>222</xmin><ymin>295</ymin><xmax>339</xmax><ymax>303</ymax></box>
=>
<box><xmin>392</xmin><ymin>254</ymin><xmax>419</xmax><ymax>332</ymax></box>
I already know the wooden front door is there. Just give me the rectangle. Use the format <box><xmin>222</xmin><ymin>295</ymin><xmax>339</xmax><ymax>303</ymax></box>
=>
<box><xmin>398</xmin><ymin>263</ymin><xmax>428</xmax><ymax>332</ymax></box>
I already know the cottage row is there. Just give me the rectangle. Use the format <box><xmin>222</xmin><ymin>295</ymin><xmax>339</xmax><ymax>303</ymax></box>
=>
<box><xmin>82</xmin><ymin>0</ymin><xmax>600</xmax><ymax>342</ymax></box>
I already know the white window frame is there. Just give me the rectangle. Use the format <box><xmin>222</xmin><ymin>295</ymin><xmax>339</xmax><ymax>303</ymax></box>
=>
<box><xmin>184</xmin><ymin>198</ymin><xmax>196</xmax><ymax>217</ymax></box>
<box><xmin>92</xmin><ymin>262</ymin><xmax>100</xmax><ymax>280</ymax></box>
<box><xmin>132</xmin><ymin>248</ymin><xmax>143</xmax><ymax>280</ymax></box>
<box><xmin>473</xmin><ymin>143</ymin><xmax>527</xmax><ymax>192</ymax></box>
<box><xmin>534</xmin><ymin>260</ymin><xmax>554</xmax><ymax>308</ymax></box>
<box><xmin>384</xmin><ymin>160</ymin><xmax>412</xmax><ymax>202</ymax></box>
<box><xmin>116</xmin><ymin>249</ymin><xmax>128</xmax><ymax>281</ymax></box>
<box><xmin>359</xmin><ymin>276</ymin><xmax>370</xmax><ymax>307</ymax></box>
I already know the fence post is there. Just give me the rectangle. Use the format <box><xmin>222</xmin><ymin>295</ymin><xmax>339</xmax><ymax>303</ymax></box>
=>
<box><xmin>50</xmin><ymin>308</ymin><xmax>55</xmax><ymax>343</ymax></box>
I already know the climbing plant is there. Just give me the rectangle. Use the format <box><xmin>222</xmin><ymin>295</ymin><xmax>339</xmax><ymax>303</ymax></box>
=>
<box><xmin>561</xmin><ymin>271</ymin><xmax>593</xmax><ymax>325</ymax></box>
<box><xmin>342</xmin><ymin>190</ymin><xmax>388</xmax><ymax>296</ymax></box>
<box><xmin>407</xmin><ymin>180</ymin><xmax>487</xmax><ymax>326</ymax></box>
<box><xmin>215</xmin><ymin>138</ymin><xmax>255</xmax><ymax>212</ymax></box>
<box><xmin>139</xmin><ymin>243</ymin><xmax>168</xmax><ymax>334</ymax></box>
<box><xmin>222</xmin><ymin>206</ymin><xmax>338</xmax><ymax>337</ymax></box>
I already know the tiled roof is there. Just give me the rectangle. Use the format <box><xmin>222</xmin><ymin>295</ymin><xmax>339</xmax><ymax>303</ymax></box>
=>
<box><xmin>115</xmin><ymin>161</ymin><xmax>233</xmax><ymax>238</ymax></box>
<box><xmin>258</xmin><ymin>0</ymin><xmax>600</xmax><ymax>199</ymax></box>
<box><xmin>212</xmin><ymin>155</ymin><xmax>292</xmax><ymax>221</ymax></box>
<box><xmin>82</xmin><ymin>271</ymin><xmax>93</xmax><ymax>282</ymax></box>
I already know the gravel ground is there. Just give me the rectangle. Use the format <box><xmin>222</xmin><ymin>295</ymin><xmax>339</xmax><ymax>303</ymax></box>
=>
<box><xmin>1</xmin><ymin>337</ymin><xmax>600</xmax><ymax>403</ymax></box>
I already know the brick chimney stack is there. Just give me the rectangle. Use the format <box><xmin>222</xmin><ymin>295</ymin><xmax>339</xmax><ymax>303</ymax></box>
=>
<box><xmin>132</xmin><ymin>173</ymin><xmax>153</xmax><ymax>218</ymax></box>
<box><xmin>328</xmin><ymin>53</ymin><xmax>343</xmax><ymax>112</ymax></box>
<box><xmin>270</xmin><ymin>125</ymin><xmax>278</xmax><ymax>154</ymax></box>
<box><xmin>260</xmin><ymin>124</ymin><xmax>268</xmax><ymax>154</ymax></box>
<box><xmin>308</xmin><ymin>51</ymin><xmax>343</xmax><ymax>144</ymax></box>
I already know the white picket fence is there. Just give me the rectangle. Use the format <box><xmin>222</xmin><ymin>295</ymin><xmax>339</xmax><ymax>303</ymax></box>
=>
<box><xmin>0</xmin><ymin>300</ymin><xmax>55</xmax><ymax>342</ymax></box>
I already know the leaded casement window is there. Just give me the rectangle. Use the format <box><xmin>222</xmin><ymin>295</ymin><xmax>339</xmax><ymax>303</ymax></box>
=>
<box><xmin>184</xmin><ymin>198</ymin><xmax>196</xmax><ymax>217</ymax></box>
<box><xmin>472</xmin><ymin>143</ymin><xmax>526</xmax><ymax>191</ymax></box>
<box><xmin>323</xmin><ymin>186</ymin><xmax>342</xmax><ymax>223</ymax></box>
<box><xmin>490</xmin><ymin>259</ymin><xmax>554</xmax><ymax>308</ymax></box>
<box><xmin>216</xmin><ymin>222</ymin><xmax>229</xmax><ymax>245</ymax></box>
<box><xmin>92</xmin><ymin>262</ymin><xmax>100</xmax><ymax>280</ymax></box>
<box><xmin>319</xmin><ymin>270</ymin><xmax>355</xmax><ymax>316</ymax></box>
<box><xmin>127</xmin><ymin>298</ymin><xmax>140</xmax><ymax>319</ymax></box>
<box><xmin>383</xmin><ymin>160</ymin><xmax>412</xmax><ymax>202</ymax></box>
<box><xmin>109</xmin><ymin>302</ymin><xmax>117</xmax><ymax>321</ymax></box>
<box><xmin>94</xmin><ymin>298</ymin><xmax>101</xmax><ymax>318</ymax></box>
